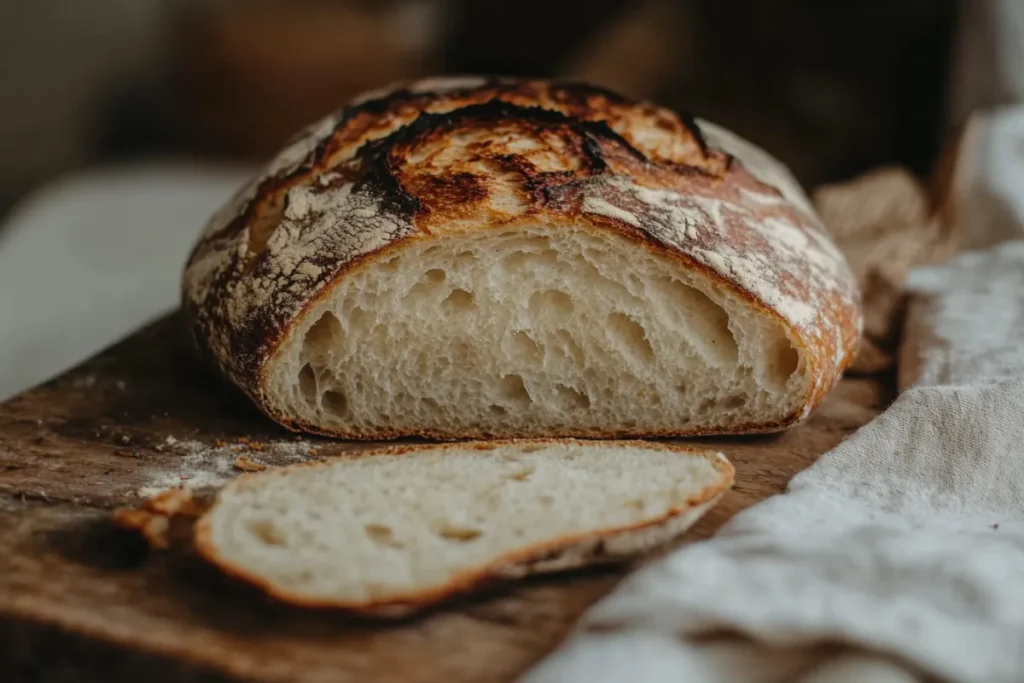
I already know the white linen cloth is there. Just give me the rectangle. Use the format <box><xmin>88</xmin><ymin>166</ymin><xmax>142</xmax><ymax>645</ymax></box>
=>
<box><xmin>522</xmin><ymin>110</ymin><xmax>1024</xmax><ymax>683</ymax></box>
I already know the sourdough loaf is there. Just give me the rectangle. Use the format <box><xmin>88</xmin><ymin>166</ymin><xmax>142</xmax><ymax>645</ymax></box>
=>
<box><xmin>137</xmin><ymin>440</ymin><xmax>730</xmax><ymax>616</ymax></box>
<box><xmin>183</xmin><ymin>77</ymin><xmax>860</xmax><ymax>439</ymax></box>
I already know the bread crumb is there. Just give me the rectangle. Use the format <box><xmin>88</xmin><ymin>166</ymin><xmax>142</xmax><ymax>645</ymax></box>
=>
<box><xmin>234</xmin><ymin>456</ymin><xmax>267</xmax><ymax>472</ymax></box>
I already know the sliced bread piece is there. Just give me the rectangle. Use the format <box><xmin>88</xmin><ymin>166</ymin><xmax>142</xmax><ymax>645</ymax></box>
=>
<box><xmin>190</xmin><ymin>440</ymin><xmax>732</xmax><ymax>616</ymax></box>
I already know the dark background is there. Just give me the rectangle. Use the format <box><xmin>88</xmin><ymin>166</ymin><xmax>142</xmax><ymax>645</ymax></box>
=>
<box><xmin>0</xmin><ymin>0</ymin><xmax>963</xmax><ymax>212</ymax></box>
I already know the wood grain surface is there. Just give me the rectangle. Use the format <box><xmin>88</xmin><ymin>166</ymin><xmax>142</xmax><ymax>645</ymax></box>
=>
<box><xmin>0</xmin><ymin>312</ymin><xmax>889</xmax><ymax>683</ymax></box>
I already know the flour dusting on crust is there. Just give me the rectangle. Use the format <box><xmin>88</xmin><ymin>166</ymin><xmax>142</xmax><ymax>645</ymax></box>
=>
<box><xmin>579</xmin><ymin>174</ymin><xmax>852</xmax><ymax>333</ymax></box>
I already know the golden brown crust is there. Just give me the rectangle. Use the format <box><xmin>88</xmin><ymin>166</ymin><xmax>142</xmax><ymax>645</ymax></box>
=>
<box><xmin>182</xmin><ymin>76</ymin><xmax>861</xmax><ymax>438</ymax></box>
<box><xmin>189</xmin><ymin>439</ymin><xmax>734</xmax><ymax>616</ymax></box>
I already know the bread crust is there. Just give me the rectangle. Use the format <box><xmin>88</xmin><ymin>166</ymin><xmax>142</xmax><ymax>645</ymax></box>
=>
<box><xmin>188</xmin><ymin>439</ymin><xmax>734</xmax><ymax>617</ymax></box>
<box><xmin>183</xmin><ymin>77</ymin><xmax>860</xmax><ymax>438</ymax></box>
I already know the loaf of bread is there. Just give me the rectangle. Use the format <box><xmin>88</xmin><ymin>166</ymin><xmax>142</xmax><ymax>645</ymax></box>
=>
<box><xmin>134</xmin><ymin>440</ymin><xmax>728</xmax><ymax>616</ymax></box>
<box><xmin>183</xmin><ymin>77</ymin><xmax>860</xmax><ymax>439</ymax></box>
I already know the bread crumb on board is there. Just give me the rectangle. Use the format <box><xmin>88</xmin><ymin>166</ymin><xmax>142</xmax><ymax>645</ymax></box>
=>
<box><xmin>136</xmin><ymin>438</ymin><xmax>319</xmax><ymax>498</ymax></box>
<box><xmin>233</xmin><ymin>456</ymin><xmax>267</xmax><ymax>472</ymax></box>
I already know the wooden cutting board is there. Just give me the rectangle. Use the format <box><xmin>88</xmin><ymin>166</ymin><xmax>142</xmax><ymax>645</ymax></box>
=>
<box><xmin>0</xmin><ymin>312</ymin><xmax>889</xmax><ymax>683</ymax></box>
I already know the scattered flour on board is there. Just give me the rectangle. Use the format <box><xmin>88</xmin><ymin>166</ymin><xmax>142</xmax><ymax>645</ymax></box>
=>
<box><xmin>136</xmin><ymin>438</ymin><xmax>318</xmax><ymax>498</ymax></box>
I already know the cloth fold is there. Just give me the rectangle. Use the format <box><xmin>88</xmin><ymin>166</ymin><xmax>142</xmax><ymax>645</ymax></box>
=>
<box><xmin>526</xmin><ymin>378</ymin><xmax>1024</xmax><ymax>683</ymax></box>
<box><xmin>521</xmin><ymin>110</ymin><xmax>1024</xmax><ymax>683</ymax></box>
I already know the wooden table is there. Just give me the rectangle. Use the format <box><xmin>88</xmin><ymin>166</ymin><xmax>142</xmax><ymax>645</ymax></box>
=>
<box><xmin>0</xmin><ymin>313</ymin><xmax>888</xmax><ymax>683</ymax></box>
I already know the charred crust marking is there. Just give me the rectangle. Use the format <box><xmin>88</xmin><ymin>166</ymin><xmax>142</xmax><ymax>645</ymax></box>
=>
<box><xmin>198</xmin><ymin>81</ymin><xmax>709</xmax><ymax>249</ymax></box>
<box><xmin>678</xmin><ymin>112</ymin><xmax>709</xmax><ymax>156</ymax></box>
<box><xmin>352</xmin><ymin>144</ymin><xmax>422</xmax><ymax>218</ymax></box>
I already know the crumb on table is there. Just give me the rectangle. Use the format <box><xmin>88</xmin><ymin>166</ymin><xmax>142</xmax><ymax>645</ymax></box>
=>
<box><xmin>234</xmin><ymin>456</ymin><xmax>267</xmax><ymax>472</ymax></box>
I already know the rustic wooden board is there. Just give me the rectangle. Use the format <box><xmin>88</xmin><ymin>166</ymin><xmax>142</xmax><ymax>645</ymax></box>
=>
<box><xmin>0</xmin><ymin>312</ymin><xmax>889</xmax><ymax>683</ymax></box>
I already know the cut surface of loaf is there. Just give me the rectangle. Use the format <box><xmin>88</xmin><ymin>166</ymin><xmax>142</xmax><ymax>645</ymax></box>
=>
<box><xmin>184</xmin><ymin>76</ymin><xmax>860</xmax><ymax>439</ymax></box>
<box><xmin>275</xmin><ymin>229</ymin><xmax>806</xmax><ymax>437</ymax></box>
<box><xmin>194</xmin><ymin>440</ymin><xmax>733</xmax><ymax>615</ymax></box>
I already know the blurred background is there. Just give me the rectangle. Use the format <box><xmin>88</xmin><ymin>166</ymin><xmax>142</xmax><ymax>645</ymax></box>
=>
<box><xmin>0</xmin><ymin>0</ymin><xmax>974</xmax><ymax>210</ymax></box>
<box><xmin>1</xmin><ymin>0</ymin><xmax>1021</xmax><ymax>398</ymax></box>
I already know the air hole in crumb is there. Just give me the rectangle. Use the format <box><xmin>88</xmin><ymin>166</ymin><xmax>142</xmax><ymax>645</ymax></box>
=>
<box><xmin>409</xmin><ymin>271</ymin><xmax>448</xmax><ymax>298</ymax></box>
<box><xmin>421</xmin><ymin>397</ymin><xmax>442</xmax><ymax>414</ymax></box>
<box><xmin>442</xmin><ymin>288</ymin><xmax>476</xmax><ymax>312</ymax></box>
<box><xmin>249</xmin><ymin>520</ymin><xmax>286</xmax><ymax>546</ymax></box>
<box><xmin>365</xmin><ymin>524</ymin><xmax>404</xmax><ymax>548</ymax></box>
<box><xmin>489</xmin><ymin>404</ymin><xmax>508</xmax><ymax>415</ymax></box>
<box><xmin>625</xmin><ymin>499</ymin><xmax>645</xmax><ymax>511</ymax></box>
<box><xmin>511</xmin><ymin>331</ymin><xmax>542</xmax><ymax>362</ymax></box>
<box><xmin>323</xmin><ymin>389</ymin><xmax>349</xmax><ymax>416</ymax></box>
<box><xmin>518</xmin><ymin>446</ymin><xmax>543</xmax><ymax>453</ymax></box>
<box><xmin>529</xmin><ymin>290</ymin><xmax>575</xmax><ymax>317</ymax></box>
<box><xmin>775</xmin><ymin>341</ymin><xmax>800</xmax><ymax>380</ymax></box>
<box><xmin>554</xmin><ymin>384</ymin><xmax>591</xmax><ymax>411</ymax></box>
<box><xmin>304</xmin><ymin>311</ymin><xmax>343</xmax><ymax>359</ymax></box>
<box><xmin>503</xmin><ymin>248</ymin><xmax>558</xmax><ymax>271</ymax></box>
<box><xmin>608</xmin><ymin>312</ymin><xmax>655</xmax><ymax>363</ymax></box>
<box><xmin>689</xmin><ymin>289</ymin><xmax>738</xmax><ymax>361</ymax></box>
<box><xmin>438</xmin><ymin>526</ymin><xmax>482</xmax><ymax>542</ymax></box>
<box><xmin>539</xmin><ymin>495</ymin><xmax>555</xmax><ymax>506</ymax></box>
<box><xmin>299</xmin><ymin>364</ymin><xmax>317</xmax><ymax>402</ymax></box>
<box><xmin>724</xmin><ymin>395</ymin><xmax>744</xmax><ymax>410</ymax></box>
<box><xmin>499</xmin><ymin>374</ymin><xmax>531</xmax><ymax>406</ymax></box>
<box><xmin>656</xmin><ymin>278</ymin><xmax>739</xmax><ymax>362</ymax></box>
<box><xmin>380</xmin><ymin>257</ymin><xmax>401</xmax><ymax>272</ymax></box>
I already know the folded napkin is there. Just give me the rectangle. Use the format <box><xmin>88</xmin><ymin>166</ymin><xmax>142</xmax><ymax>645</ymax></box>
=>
<box><xmin>521</xmin><ymin>110</ymin><xmax>1024</xmax><ymax>683</ymax></box>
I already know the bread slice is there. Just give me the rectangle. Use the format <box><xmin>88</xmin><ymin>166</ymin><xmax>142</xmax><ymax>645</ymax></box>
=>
<box><xmin>189</xmin><ymin>440</ymin><xmax>732</xmax><ymax>616</ymax></box>
<box><xmin>183</xmin><ymin>76</ymin><xmax>860</xmax><ymax>439</ymax></box>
